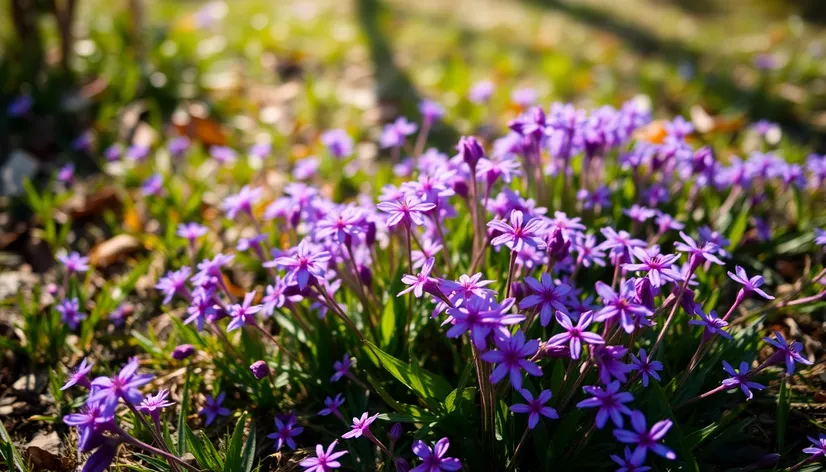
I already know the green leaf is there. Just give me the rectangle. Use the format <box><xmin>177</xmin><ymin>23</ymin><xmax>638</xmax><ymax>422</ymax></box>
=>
<box><xmin>240</xmin><ymin>420</ymin><xmax>257</xmax><ymax>472</ymax></box>
<box><xmin>777</xmin><ymin>375</ymin><xmax>790</xmax><ymax>451</ymax></box>
<box><xmin>0</xmin><ymin>420</ymin><xmax>27</xmax><ymax>472</ymax></box>
<box><xmin>366</xmin><ymin>342</ymin><xmax>452</xmax><ymax>410</ymax></box>
<box><xmin>224</xmin><ymin>413</ymin><xmax>248</xmax><ymax>472</ymax></box>
<box><xmin>177</xmin><ymin>366</ymin><xmax>192</xmax><ymax>455</ymax></box>
<box><xmin>726</xmin><ymin>202</ymin><xmax>751</xmax><ymax>252</ymax></box>
<box><xmin>650</xmin><ymin>383</ymin><xmax>699</xmax><ymax>472</ymax></box>
<box><xmin>185</xmin><ymin>427</ymin><xmax>223</xmax><ymax>471</ymax></box>
<box><xmin>684</xmin><ymin>403</ymin><xmax>746</xmax><ymax>450</ymax></box>
<box><xmin>444</xmin><ymin>387</ymin><xmax>476</xmax><ymax>414</ymax></box>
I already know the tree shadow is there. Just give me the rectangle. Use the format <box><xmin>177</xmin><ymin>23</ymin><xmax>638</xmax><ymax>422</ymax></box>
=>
<box><xmin>356</xmin><ymin>0</ymin><xmax>460</xmax><ymax>150</ymax></box>
<box><xmin>519</xmin><ymin>0</ymin><xmax>824</xmax><ymax>147</ymax></box>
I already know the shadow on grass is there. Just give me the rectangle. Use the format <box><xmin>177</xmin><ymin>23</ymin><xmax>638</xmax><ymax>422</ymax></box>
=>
<box><xmin>356</xmin><ymin>0</ymin><xmax>460</xmax><ymax>150</ymax></box>
<box><xmin>519</xmin><ymin>0</ymin><xmax>824</xmax><ymax>147</ymax></box>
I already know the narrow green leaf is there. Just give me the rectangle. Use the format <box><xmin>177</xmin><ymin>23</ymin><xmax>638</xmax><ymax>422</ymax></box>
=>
<box><xmin>726</xmin><ymin>202</ymin><xmax>751</xmax><ymax>252</ymax></box>
<box><xmin>177</xmin><ymin>366</ymin><xmax>192</xmax><ymax>455</ymax></box>
<box><xmin>240</xmin><ymin>420</ymin><xmax>257</xmax><ymax>472</ymax></box>
<box><xmin>777</xmin><ymin>376</ymin><xmax>790</xmax><ymax>451</ymax></box>
<box><xmin>224</xmin><ymin>413</ymin><xmax>248</xmax><ymax>472</ymax></box>
<box><xmin>366</xmin><ymin>342</ymin><xmax>453</xmax><ymax>409</ymax></box>
<box><xmin>0</xmin><ymin>421</ymin><xmax>28</xmax><ymax>472</ymax></box>
<box><xmin>684</xmin><ymin>403</ymin><xmax>746</xmax><ymax>450</ymax></box>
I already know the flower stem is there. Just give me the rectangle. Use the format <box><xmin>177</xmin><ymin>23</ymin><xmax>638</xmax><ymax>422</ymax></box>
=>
<box><xmin>505</xmin><ymin>250</ymin><xmax>517</xmax><ymax>299</ymax></box>
<box><xmin>114</xmin><ymin>425</ymin><xmax>199</xmax><ymax>472</ymax></box>
<box><xmin>507</xmin><ymin>427</ymin><xmax>531</xmax><ymax>471</ymax></box>
<box><xmin>650</xmin><ymin>264</ymin><xmax>695</xmax><ymax>358</ymax></box>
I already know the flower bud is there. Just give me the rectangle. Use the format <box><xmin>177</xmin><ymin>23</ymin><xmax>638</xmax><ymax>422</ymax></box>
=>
<box><xmin>388</xmin><ymin>423</ymin><xmax>403</xmax><ymax>443</ymax></box>
<box><xmin>457</xmin><ymin>136</ymin><xmax>484</xmax><ymax>170</ymax></box>
<box><xmin>393</xmin><ymin>457</ymin><xmax>411</xmax><ymax>472</ymax></box>
<box><xmin>172</xmin><ymin>344</ymin><xmax>195</xmax><ymax>360</ymax></box>
<box><xmin>250</xmin><ymin>360</ymin><xmax>270</xmax><ymax>380</ymax></box>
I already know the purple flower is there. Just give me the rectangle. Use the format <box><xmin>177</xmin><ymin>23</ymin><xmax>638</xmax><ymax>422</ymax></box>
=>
<box><xmin>488</xmin><ymin>210</ymin><xmax>546</xmax><ymax>252</ymax></box>
<box><xmin>629</xmin><ymin>349</ymin><xmax>663</xmax><ymax>387</ymax></box>
<box><xmin>624</xmin><ymin>205</ymin><xmax>656</xmax><ymax>223</ymax></box>
<box><xmin>547</xmin><ymin>311</ymin><xmax>604</xmax><ymax>359</ymax></box>
<box><xmin>610</xmin><ymin>446</ymin><xmax>652</xmax><ymax>472</ymax></box>
<box><xmin>322</xmin><ymin>129</ymin><xmax>354</xmax><ymax>159</ymax></box>
<box><xmin>61</xmin><ymin>358</ymin><xmax>94</xmax><ymax>390</ymax></box>
<box><xmin>511</xmin><ymin>88</ymin><xmax>537</xmax><ymax>107</ymax></box>
<box><xmin>63</xmin><ymin>403</ymin><xmax>112</xmax><ymax>452</ymax></box>
<box><xmin>763</xmin><ymin>331</ymin><xmax>813</xmax><ymax>374</ymax></box>
<box><xmin>594</xmin><ymin>280</ymin><xmax>652</xmax><ymax>334</ymax></box>
<box><xmin>380</xmin><ymin>117</ymin><xmax>418</xmax><ymax>149</ymax></box>
<box><xmin>168</xmin><ymin>136</ymin><xmax>191</xmax><ymax>158</ymax></box>
<box><xmin>88</xmin><ymin>358</ymin><xmax>153</xmax><ymax>413</ymax></box>
<box><xmin>57</xmin><ymin>298</ymin><xmax>86</xmax><ymax>330</ymax></box>
<box><xmin>468</xmin><ymin>80</ymin><xmax>494</xmax><ymax>104</ymax></box>
<box><xmin>267</xmin><ymin>240</ymin><xmax>331</xmax><ymax>290</ymax></box>
<box><xmin>7</xmin><ymin>95</ymin><xmax>32</xmax><ymax>116</ymax></box>
<box><xmin>249</xmin><ymin>142</ymin><xmax>272</xmax><ymax>159</ymax></box>
<box><xmin>185</xmin><ymin>287</ymin><xmax>216</xmax><ymax>330</ymax></box>
<box><xmin>57</xmin><ymin>164</ymin><xmax>75</xmax><ymax>184</ymax></box>
<box><xmin>447</xmin><ymin>273</ymin><xmax>495</xmax><ymax>302</ymax></box>
<box><xmin>319</xmin><ymin>394</ymin><xmax>345</xmax><ymax>416</ymax></box>
<box><xmin>172</xmin><ymin>344</ymin><xmax>196</xmax><ymax>360</ymax></box>
<box><xmin>222</xmin><ymin>185</ymin><xmax>263</xmax><ymax>219</ymax></box>
<box><xmin>599</xmin><ymin>227</ymin><xmax>646</xmax><ymax>263</ymax></box>
<box><xmin>477</xmin><ymin>155</ymin><xmax>521</xmax><ymax>186</ymax></box>
<box><xmin>342</xmin><ymin>412</ymin><xmax>380</xmax><ymax>439</ymax></box>
<box><xmin>138</xmin><ymin>389</ymin><xmax>175</xmax><ymax>423</ymax></box>
<box><xmin>576</xmin><ymin>381</ymin><xmax>634</xmax><ymax>429</ymax></box>
<box><xmin>83</xmin><ymin>442</ymin><xmax>118</xmax><ymax>472</ymax></box>
<box><xmin>675</xmin><ymin>232</ymin><xmax>724</xmax><ymax>267</ymax></box>
<box><xmin>399</xmin><ymin>257</ymin><xmax>436</xmax><ymax>298</ymax></box>
<box><xmin>815</xmin><ymin>228</ymin><xmax>826</xmax><ymax>247</ymax></box>
<box><xmin>210</xmin><ymin>146</ymin><xmax>237</xmax><ymax>164</ymax></box>
<box><xmin>268</xmin><ymin>415</ymin><xmax>304</xmax><ymax>450</ymax></box>
<box><xmin>445</xmin><ymin>296</ymin><xmax>522</xmax><ymax>349</ymax></box>
<box><xmin>177</xmin><ymin>222</ymin><xmax>208</xmax><ymax>242</ymax></box>
<box><xmin>105</xmin><ymin>144</ymin><xmax>123</xmax><ymax>161</ymax></box>
<box><xmin>519</xmin><ymin>274</ymin><xmax>571</xmax><ymax>326</ymax></box>
<box><xmin>58</xmin><ymin>251</ymin><xmax>90</xmax><ymax>274</ymax></box>
<box><xmin>227</xmin><ymin>291</ymin><xmax>263</xmax><ymax>332</ymax></box>
<box><xmin>593</xmin><ymin>345</ymin><xmax>633</xmax><ymax>384</ymax></box>
<box><xmin>331</xmin><ymin>354</ymin><xmax>353</xmax><ymax>383</ymax></box>
<box><xmin>293</xmin><ymin>156</ymin><xmax>319</xmax><ymax>180</ymax></box>
<box><xmin>300</xmin><ymin>440</ymin><xmax>348</xmax><ymax>472</ymax></box>
<box><xmin>377</xmin><ymin>196</ymin><xmax>436</xmax><ymax>227</ymax></box>
<box><xmin>721</xmin><ymin>361</ymin><xmax>765</xmax><ymax>400</ymax></box>
<box><xmin>613</xmin><ymin>411</ymin><xmax>676</xmax><ymax>463</ymax></box>
<box><xmin>411</xmin><ymin>438</ymin><xmax>462</xmax><ymax>472</ymax></box>
<box><xmin>200</xmin><ymin>393</ymin><xmax>231</xmax><ymax>426</ymax></box>
<box><xmin>316</xmin><ymin>206</ymin><xmax>364</xmax><ymax>244</ymax></box>
<box><xmin>155</xmin><ymin>267</ymin><xmax>191</xmax><ymax>304</ymax></box>
<box><xmin>623</xmin><ymin>247</ymin><xmax>682</xmax><ymax>288</ymax></box>
<box><xmin>458</xmin><ymin>135</ymin><xmax>485</xmax><ymax>169</ymax></box>
<box><xmin>412</xmin><ymin>239</ymin><xmax>443</xmax><ymax>270</ymax></box>
<box><xmin>250</xmin><ymin>360</ymin><xmax>270</xmax><ymax>379</ymax></box>
<box><xmin>261</xmin><ymin>279</ymin><xmax>287</xmax><ymax>316</ymax></box>
<box><xmin>510</xmin><ymin>389</ymin><xmax>558</xmax><ymax>429</ymax></box>
<box><xmin>141</xmin><ymin>174</ymin><xmax>163</xmax><ymax>196</ymax></box>
<box><xmin>126</xmin><ymin>145</ymin><xmax>150</xmax><ymax>162</ymax></box>
<box><xmin>803</xmin><ymin>435</ymin><xmax>826</xmax><ymax>457</ymax></box>
<box><xmin>689</xmin><ymin>308</ymin><xmax>732</xmax><ymax>340</ymax></box>
<box><xmin>419</xmin><ymin>99</ymin><xmax>445</xmax><ymax>124</ymax></box>
<box><xmin>481</xmin><ymin>330</ymin><xmax>541</xmax><ymax>391</ymax></box>
<box><xmin>727</xmin><ymin>266</ymin><xmax>774</xmax><ymax>299</ymax></box>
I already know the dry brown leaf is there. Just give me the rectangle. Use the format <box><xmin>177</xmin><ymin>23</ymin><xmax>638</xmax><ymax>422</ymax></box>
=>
<box><xmin>65</xmin><ymin>187</ymin><xmax>121</xmax><ymax>219</ymax></box>
<box><xmin>89</xmin><ymin>234</ymin><xmax>142</xmax><ymax>268</ymax></box>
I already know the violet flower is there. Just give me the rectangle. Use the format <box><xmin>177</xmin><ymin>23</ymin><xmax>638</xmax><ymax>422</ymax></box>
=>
<box><xmin>322</xmin><ymin>129</ymin><xmax>354</xmax><ymax>159</ymax></box>
<box><xmin>63</xmin><ymin>403</ymin><xmax>112</xmax><ymax>452</ymax></box>
<box><xmin>267</xmin><ymin>240</ymin><xmax>331</xmax><ymax>290</ymax></box>
<box><xmin>177</xmin><ymin>222</ymin><xmax>208</xmax><ymax>242</ymax></box>
<box><xmin>727</xmin><ymin>266</ymin><xmax>774</xmax><ymax>300</ymax></box>
<box><xmin>613</xmin><ymin>411</ymin><xmax>676</xmax><ymax>462</ymax></box>
<box><xmin>300</xmin><ymin>440</ymin><xmax>348</xmax><ymax>472</ymax></box>
<box><xmin>629</xmin><ymin>349</ymin><xmax>662</xmax><ymax>387</ymax></box>
<box><xmin>488</xmin><ymin>210</ymin><xmax>546</xmax><ymax>252</ymax></box>
<box><xmin>226</xmin><ymin>291</ymin><xmax>262</xmax><ymax>332</ymax></box>
<box><xmin>269</xmin><ymin>415</ymin><xmax>304</xmax><ymax>450</ymax></box>
<box><xmin>250</xmin><ymin>360</ymin><xmax>270</xmax><ymax>379</ymax></box>
<box><xmin>576</xmin><ymin>381</ymin><xmax>634</xmax><ymax>429</ymax></box>
<box><xmin>547</xmin><ymin>310</ymin><xmax>605</xmax><ymax>359</ymax></box>
<box><xmin>58</xmin><ymin>251</ymin><xmax>90</xmax><ymax>274</ymax></box>
<box><xmin>172</xmin><ymin>344</ymin><xmax>196</xmax><ymax>360</ymax></box>
<box><xmin>468</xmin><ymin>80</ymin><xmax>494</xmax><ymax>104</ymax></box>
<box><xmin>510</xmin><ymin>389</ymin><xmax>558</xmax><ymax>429</ymax></box>
<box><xmin>399</xmin><ymin>257</ymin><xmax>437</xmax><ymax>298</ymax></box>
<box><xmin>200</xmin><ymin>393</ymin><xmax>231</xmax><ymax>426</ymax></box>
<box><xmin>519</xmin><ymin>274</ymin><xmax>571</xmax><ymax>325</ymax></box>
<box><xmin>675</xmin><ymin>232</ymin><xmax>723</xmax><ymax>267</ymax></box>
<box><xmin>721</xmin><ymin>361</ymin><xmax>765</xmax><ymax>400</ymax></box>
<box><xmin>763</xmin><ymin>331</ymin><xmax>813</xmax><ymax>374</ymax></box>
<box><xmin>138</xmin><ymin>389</ymin><xmax>175</xmax><ymax>424</ymax></box>
<box><xmin>376</xmin><ymin>195</ymin><xmax>436</xmax><ymax>228</ymax></box>
<box><xmin>610</xmin><ymin>446</ymin><xmax>651</xmax><ymax>472</ymax></box>
<box><xmin>141</xmin><ymin>174</ymin><xmax>163</xmax><ymax>196</ymax></box>
<box><xmin>57</xmin><ymin>164</ymin><xmax>75</xmax><ymax>185</ymax></box>
<box><xmin>57</xmin><ymin>298</ymin><xmax>86</xmax><ymax>330</ymax></box>
<box><xmin>222</xmin><ymin>185</ymin><xmax>263</xmax><ymax>220</ymax></box>
<box><xmin>61</xmin><ymin>358</ymin><xmax>94</xmax><ymax>390</ymax></box>
<box><xmin>594</xmin><ymin>280</ymin><xmax>652</xmax><ymax>334</ymax></box>
<box><xmin>481</xmin><ymin>330</ymin><xmax>541</xmax><ymax>390</ymax></box>
<box><xmin>623</xmin><ymin>247</ymin><xmax>682</xmax><ymax>288</ymax></box>
<box><xmin>688</xmin><ymin>308</ymin><xmax>732</xmax><ymax>340</ymax></box>
<box><xmin>319</xmin><ymin>394</ymin><xmax>345</xmax><ymax>417</ymax></box>
<box><xmin>155</xmin><ymin>267</ymin><xmax>191</xmax><ymax>304</ymax></box>
<box><xmin>342</xmin><ymin>412</ymin><xmax>380</xmax><ymax>439</ymax></box>
<box><xmin>803</xmin><ymin>435</ymin><xmax>826</xmax><ymax>458</ymax></box>
<box><xmin>411</xmin><ymin>438</ymin><xmax>462</xmax><ymax>472</ymax></box>
<box><xmin>331</xmin><ymin>354</ymin><xmax>353</xmax><ymax>382</ymax></box>
<box><xmin>88</xmin><ymin>358</ymin><xmax>153</xmax><ymax>414</ymax></box>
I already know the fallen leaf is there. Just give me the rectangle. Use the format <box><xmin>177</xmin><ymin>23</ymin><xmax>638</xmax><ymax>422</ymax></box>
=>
<box><xmin>65</xmin><ymin>187</ymin><xmax>121</xmax><ymax>219</ymax></box>
<box><xmin>89</xmin><ymin>234</ymin><xmax>143</xmax><ymax>268</ymax></box>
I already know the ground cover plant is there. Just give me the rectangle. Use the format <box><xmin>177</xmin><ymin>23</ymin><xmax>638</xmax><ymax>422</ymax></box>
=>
<box><xmin>2</xmin><ymin>1</ymin><xmax>826</xmax><ymax>471</ymax></box>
